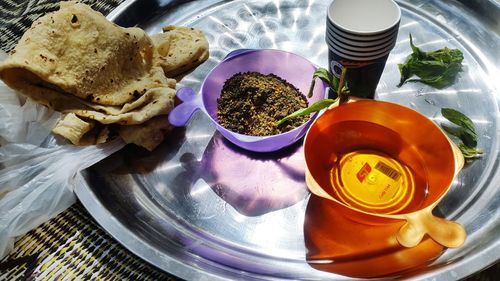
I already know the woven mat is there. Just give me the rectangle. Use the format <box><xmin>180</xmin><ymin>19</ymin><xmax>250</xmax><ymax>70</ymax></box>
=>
<box><xmin>0</xmin><ymin>203</ymin><xmax>175</xmax><ymax>281</ymax></box>
<box><xmin>0</xmin><ymin>1</ymin><xmax>175</xmax><ymax>280</ymax></box>
<box><xmin>0</xmin><ymin>1</ymin><xmax>498</xmax><ymax>280</ymax></box>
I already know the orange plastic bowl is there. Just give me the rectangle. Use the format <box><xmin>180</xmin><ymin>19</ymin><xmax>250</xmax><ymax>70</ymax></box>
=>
<box><xmin>303</xmin><ymin>100</ymin><xmax>466</xmax><ymax>248</ymax></box>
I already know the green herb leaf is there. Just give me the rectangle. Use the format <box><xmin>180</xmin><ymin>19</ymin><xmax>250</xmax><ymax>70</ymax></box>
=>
<box><xmin>440</xmin><ymin>107</ymin><xmax>483</xmax><ymax>160</ymax></box>
<box><xmin>441</xmin><ymin>124</ymin><xmax>463</xmax><ymax>141</ymax></box>
<box><xmin>308</xmin><ymin>68</ymin><xmax>349</xmax><ymax>98</ymax></box>
<box><xmin>441</xmin><ymin>108</ymin><xmax>477</xmax><ymax>147</ymax></box>
<box><xmin>398</xmin><ymin>34</ymin><xmax>464</xmax><ymax>89</ymax></box>
<box><xmin>277</xmin><ymin>99</ymin><xmax>337</xmax><ymax>126</ymax></box>
<box><xmin>287</xmin><ymin>68</ymin><xmax>348</xmax><ymax>125</ymax></box>
<box><xmin>458</xmin><ymin>143</ymin><xmax>483</xmax><ymax>159</ymax></box>
<box><xmin>313</xmin><ymin>68</ymin><xmax>335</xmax><ymax>85</ymax></box>
<box><xmin>308</xmin><ymin>68</ymin><xmax>334</xmax><ymax>98</ymax></box>
<box><xmin>397</xmin><ymin>62</ymin><xmax>411</xmax><ymax>87</ymax></box>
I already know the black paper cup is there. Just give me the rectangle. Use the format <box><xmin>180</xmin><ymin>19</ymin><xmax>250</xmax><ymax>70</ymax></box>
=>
<box><xmin>327</xmin><ymin>46</ymin><xmax>390</xmax><ymax>99</ymax></box>
<box><xmin>326</xmin><ymin>0</ymin><xmax>400</xmax><ymax>99</ymax></box>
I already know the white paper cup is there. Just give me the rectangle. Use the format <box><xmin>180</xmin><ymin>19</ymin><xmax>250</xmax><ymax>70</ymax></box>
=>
<box><xmin>326</xmin><ymin>24</ymin><xmax>399</xmax><ymax>44</ymax></box>
<box><xmin>327</xmin><ymin>0</ymin><xmax>401</xmax><ymax>36</ymax></box>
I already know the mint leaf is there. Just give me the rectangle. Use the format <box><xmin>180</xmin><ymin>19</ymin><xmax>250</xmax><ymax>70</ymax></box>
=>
<box><xmin>398</xmin><ymin>34</ymin><xmax>464</xmax><ymax>89</ymax></box>
<box><xmin>440</xmin><ymin>107</ymin><xmax>483</xmax><ymax>160</ymax></box>
<box><xmin>277</xmin><ymin>99</ymin><xmax>336</xmax><ymax>126</ymax></box>
<box><xmin>441</xmin><ymin>108</ymin><xmax>477</xmax><ymax>147</ymax></box>
<box><xmin>458</xmin><ymin>144</ymin><xmax>483</xmax><ymax>159</ymax></box>
<box><xmin>308</xmin><ymin>68</ymin><xmax>334</xmax><ymax>98</ymax></box>
<box><xmin>308</xmin><ymin>68</ymin><xmax>349</xmax><ymax>97</ymax></box>
<box><xmin>284</xmin><ymin>68</ymin><xmax>349</xmax><ymax>125</ymax></box>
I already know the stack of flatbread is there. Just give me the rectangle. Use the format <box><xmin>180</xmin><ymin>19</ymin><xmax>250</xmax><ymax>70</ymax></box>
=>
<box><xmin>0</xmin><ymin>1</ymin><xmax>209</xmax><ymax>151</ymax></box>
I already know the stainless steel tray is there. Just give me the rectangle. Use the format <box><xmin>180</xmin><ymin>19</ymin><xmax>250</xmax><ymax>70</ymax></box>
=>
<box><xmin>75</xmin><ymin>0</ymin><xmax>500</xmax><ymax>279</ymax></box>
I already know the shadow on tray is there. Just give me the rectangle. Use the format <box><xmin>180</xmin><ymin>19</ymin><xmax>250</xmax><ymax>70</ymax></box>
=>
<box><xmin>179</xmin><ymin>133</ymin><xmax>309</xmax><ymax>216</ymax></box>
<box><xmin>304</xmin><ymin>195</ymin><xmax>446</xmax><ymax>278</ymax></box>
<box><xmin>93</xmin><ymin>127</ymin><xmax>309</xmax><ymax>216</ymax></box>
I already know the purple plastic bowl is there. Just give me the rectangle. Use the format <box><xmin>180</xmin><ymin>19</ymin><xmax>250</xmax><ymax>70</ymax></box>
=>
<box><xmin>168</xmin><ymin>49</ymin><xmax>328</xmax><ymax>152</ymax></box>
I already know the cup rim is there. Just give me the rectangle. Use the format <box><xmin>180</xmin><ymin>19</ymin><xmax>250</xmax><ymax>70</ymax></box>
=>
<box><xmin>326</xmin><ymin>24</ymin><xmax>398</xmax><ymax>46</ymax></box>
<box><xmin>326</xmin><ymin>22</ymin><xmax>399</xmax><ymax>42</ymax></box>
<box><xmin>326</xmin><ymin>30</ymin><xmax>397</xmax><ymax>52</ymax></box>
<box><xmin>327</xmin><ymin>0</ymin><xmax>401</xmax><ymax>35</ymax></box>
<box><xmin>326</xmin><ymin>20</ymin><xmax>400</xmax><ymax>38</ymax></box>
<box><xmin>326</xmin><ymin>38</ymin><xmax>395</xmax><ymax>59</ymax></box>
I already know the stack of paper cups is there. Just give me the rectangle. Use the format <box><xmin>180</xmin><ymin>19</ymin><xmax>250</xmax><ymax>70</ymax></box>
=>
<box><xmin>326</xmin><ymin>0</ymin><xmax>400</xmax><ymax>99</ymax></box>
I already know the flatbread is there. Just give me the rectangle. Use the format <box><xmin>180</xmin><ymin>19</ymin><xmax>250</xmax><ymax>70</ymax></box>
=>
<box><xmin>118</xmin><ymin>115</ymin><xmax>173</xmax><ymax>151</ymax></box>
<box><xmin>52</xmin><ymin>113</ymin><xmax>95</xmax><ymax>145</ymax></box>
<box><xmin>152</xmin><ymin>25</ymin><xmax>209</xmax><ymax>77</ymax></box>
<box><xmin>0</xmin><ymin>2</ymin><xmax>169</xmax><ymax>106</ymax></box>
<box><xmin>0</xmin><ymin>2</ymin><xmax>209</xmax><ymax>151</ymax></box>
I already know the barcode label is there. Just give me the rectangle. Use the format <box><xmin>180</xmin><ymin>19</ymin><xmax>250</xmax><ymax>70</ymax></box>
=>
<box><xmin>375</xmin><ymin>161</ymin><xmax>401</xmax><ymax>181</ymax></box>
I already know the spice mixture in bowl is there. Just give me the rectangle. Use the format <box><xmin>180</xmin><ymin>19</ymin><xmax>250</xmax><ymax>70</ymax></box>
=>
<box><xmin>217</xmin><ymin>72</ymin><xmax>309</xmax><ymax>136</ymax></box>
<box><xmin>168</xmin><ymin>49</ymin><xmax>327</xmax><ymax>152</ymax></box>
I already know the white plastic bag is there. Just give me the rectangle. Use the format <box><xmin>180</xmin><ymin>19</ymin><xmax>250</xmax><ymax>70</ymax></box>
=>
<box><xmin>0</xmin><ymin>83</ymin><xmax>61</xmax><ymax>147</ymax></box>
<box><xmin>0</xmin><ymin>140</ymin><xmax>124</xmax><ymax>258</ymax></box>
<box><xmin>0</xmin><ymin>51</ymin><xmax>125</xmax><ymax>258</ymax></box>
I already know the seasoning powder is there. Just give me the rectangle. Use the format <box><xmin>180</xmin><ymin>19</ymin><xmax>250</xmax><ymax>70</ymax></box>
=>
<box><xmin>217</xmin><ymin>72</ymin><xmax>309</xmax><ymax>136</ymax></box>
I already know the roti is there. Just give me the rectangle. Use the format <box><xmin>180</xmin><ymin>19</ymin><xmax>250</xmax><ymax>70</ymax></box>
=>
<box><xmin>0</xmin><ymin>2</ymin><xmax>209</xmax><ymax>150</ymax></box>
<box><xmin>152</xmin><ymin>25</ymin><xmax>209</xmax><ymax>77</ymax></box>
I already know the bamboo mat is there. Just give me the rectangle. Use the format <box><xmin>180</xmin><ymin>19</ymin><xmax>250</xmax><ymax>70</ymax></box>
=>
<box><xmin>0</xmin><ymin>1</ymin><xmax>498</xmax><ymax>280</ymax></box>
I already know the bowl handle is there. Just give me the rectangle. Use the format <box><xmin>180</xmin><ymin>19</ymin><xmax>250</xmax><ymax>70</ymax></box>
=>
<box><xmin>168</xmin><ymin>87</ymin><xmax>202</xmax><ymax>127</ymax></box>
<box><xmin>397</xmin><ymin>208</ymin><xmax>466</xmax><ymax>248</ymax></box>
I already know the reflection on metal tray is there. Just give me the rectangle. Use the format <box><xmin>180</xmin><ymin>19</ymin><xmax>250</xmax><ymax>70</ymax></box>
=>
<box><xmin>75</xmin><ymin>0</ymin><xmax>500</xmax><ymax>280</ymax></box>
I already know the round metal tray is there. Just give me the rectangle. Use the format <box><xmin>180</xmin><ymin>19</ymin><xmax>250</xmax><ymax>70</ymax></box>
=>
<box><xmin>75</xmin><ymin>0</ymin><xmax>500</xmax><ymax>279</ymax></box>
